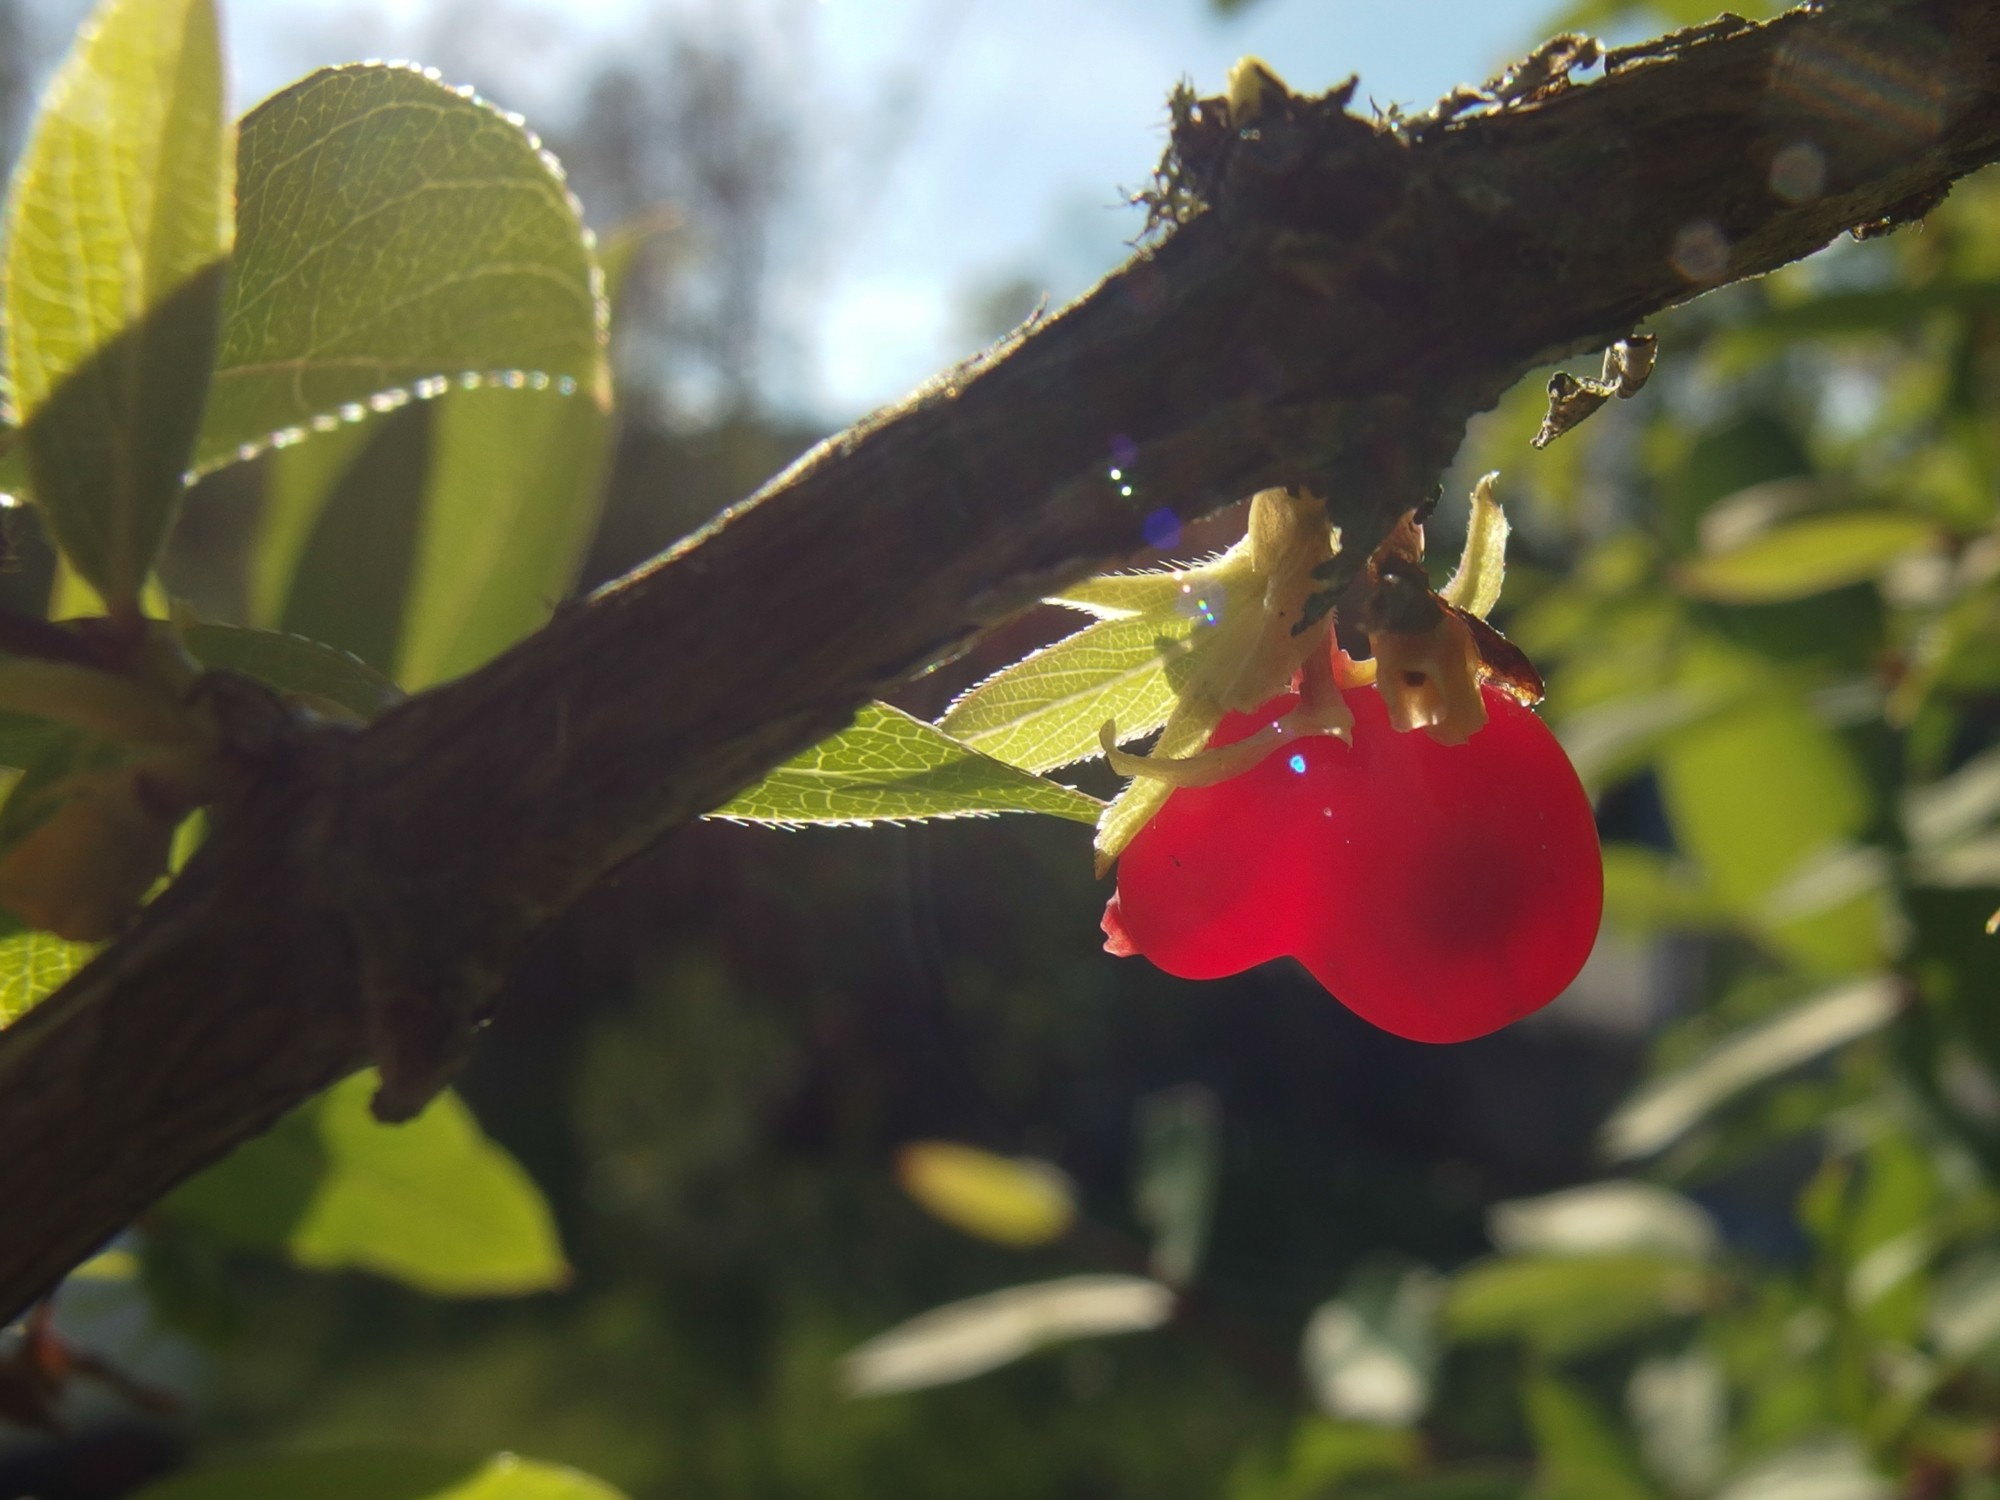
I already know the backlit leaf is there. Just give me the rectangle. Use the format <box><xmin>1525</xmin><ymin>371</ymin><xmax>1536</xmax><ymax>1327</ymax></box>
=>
<box><xmin>842</xmin><ymin>1274</ymin><xmax>1174</xmax><ymax>1395</ymax></box>
<box><xmin>135</xmin><ymin>1450</ymin><xmax>629</xmax><ymax>1500</ymax></box>
<box><xmin>2</xmin><ymin>0</ymin><xmax>230</xmax><ymax>609</ymax></box>
<box><xmin>1523</xmin><ymin>1376</ymin><xmax>1659</xmax><ymax>1500</ymax></box>
<box><xmin>182</xmin><ymin>622</ymin><xmax>401</xmax><ymax>721</ymax></box>
<box><xmin>164</xmin><ymin>1101</ymin><xmax>325</xmax><ymax>1248</ymax></box>
<box><xmin>1903</xmin><ymin>742</ymin><xmax>2000</xmax><ymax>850</ymax></box>
<box><xmin>1227</xmin><ymin>1420</ymin><xmax>1418</xmax><ymax>1500</ymax></box>
<box><xmin>1655</xmin><ymin>674</ymin><xmax>1882</xmax><ymax>972</ymax></box>
<box><xmin>1446</xmin><ymin>1254</ymin><xmax>1708</xmax><ymax>1357</ymax></box>
<box><xmin>896</xmin><ymin>1141</ymin><xmax>1075</xmax><ymax>1247</ymax></box>
<box><xmin>1910</xmin><ymin>834</ymin><xmax>2000</xmax><ymax>889</ymax></box>
<box><xmin>1928</xmin><ymin>1252</ymin><xmax>2000</xmax><ymax>1360</ymax></box>
<box><xmin>940</xmin><ymin>610</ymin><xmax>1200</xmax><ymax>773</ymax></box>
<box><xmin>287</xmin><ymin>1071</ymin><xmax>569</xmax><ymax>1296</ymax></box>
<box><xmin>1600</xmin><ymin>977</ymin><xmax>1901</xmax><ymax>1160</ymax></box>
<box><xmin>69</xmin><ymin>1247</ymin><xmax>139</xmax><ymax>1279</ymax></box>
<box><xmin>247</xmin><ymin>419</ymin><xmax>375</xmax><ymax>627</ymax></box>
<box><xmin>196</xmin><ymin>64</ymin><xmax>607</xmax><ymax>472</ymax></box>
<box><xmin>713</xmin><ymin>702</ymin><xmax>1102</xmax><ymax>826</ymax></box>
<box><xmin>1600</xmin><ymin>845</ymin><xmax>1733</xmax><ymax>935</ymax></box>
<box><xmin>394</xmin><ymin>383</ymin><xmax>612</xmax><ymax>689</ymax></box>
<box><xmin>1556</xmin><ymin>680</ymin><xmax>1738</xmax><ymax>794</ymax></box>
<box><xmin>1488</xmin><ymin>1182</ymin><xmax>1718</xmax><ymax>1261</ymax></box>
<box><xmin>165</xmin><ymin>1073</ymin><xmax>564</xmax><ymax>1302</ymax></box>
<box><xmin>0</xmin><ymin>928</ymin><xmax>95</xmax><ymax>1027</ymax></box>
<box><xmin>1627</xmin><ymin>1352</ymin><xmax>1726</xmax><ymax>1497</ymax></box>
<box><xmin>1676</xmin><ymin>512</ymin><xmax>1935</xmax><ymax>604</ymax></box>
<box><xmin>1045</xmin><ymin>570</ymin><xmax>1193</xmax><ymax>619</ymax></box>
<box><xmin>271</xmin><ymin>400</ymin><xmax>429</xmax><ymax>672</ymax></box>
<box><xmin>1712</xmin><ymin>1439</ymin><xmax>1891</xmax><ymax>1500</ymax></box>
<box><xmin>1302</xmin><ymin>1266</ymin><xmax>1441</xmax><ymax>1428</ymax></box>
<box><xmin>390</xmin><ymin>215</ymin><xmax>662</xmax><ymax>688</ymax></box>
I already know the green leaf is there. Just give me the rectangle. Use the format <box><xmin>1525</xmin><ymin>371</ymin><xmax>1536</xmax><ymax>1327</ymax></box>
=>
<box><xmin>1928</xmin><ymin>1252</ymin><xmax>2000</xmax><ymax>1360</ymax></box>
<box><xmin>0</xmin><ymin>710</ymin><xmax>74</xmax><ymax>773</ymax></box>
<box><xmin>1133</xmin><ymin>1083</ymin><xmax>1221</xmax><ymax>1286</ymax></box>
<box><xmin>382</xmin><ymin>211</ymin><xmax>669</xmax><ymax>689</ymax></box>
<box><xmin>1677</xmin><ymin>512</ymin><xmax>1936</xmax><ymax>603</ymax></box>
<box><xmin>1445</xmin><ymin>1254</ymin><xmax>1708</xmax><ymax>1358</ymax></box>
<box><xmin>243</xmin><ymin>211</ymin><xmax>651</xmax><ymax>681</ymax></box>
<box><xmin>2</xmin><ymin>0</ymin><xmax>231</xmax><ymax>610</ymax></box>
<box><xmin>287</xmin><ymin>1071</ymin><xmax>569</xmax><ymax>1296</ymax></box>
<box><xmin>713</xmin><ymin>702</ymin><xmax>1102</xmax><ymax>826</ymax></box>
<box><xmin>896</xmin><ymin>1141</ymin><xmax>1075</xmax><ymax>1247</ymax></box>
<box><xmin>940</xmin><ymin>610</ymin><xmax>1200</xmax><ymax>773</ymax></box>
<box><xmin>272</xmin><ymin>400</ymin><xmax>429</xmax><ymax>672</ymax></box>
<box><xmin>1227</xmin><ymin>1420</ymin><xmax>1418</xmax><ymax>1500</ymax></box>
<box><xmin>164</xmin><ymin>1101</ymin><xmax>326</xmax><ymax>1248</ymax></box>
<box><xmin>247</xmin><ymin>419</ymin><xmax>375</xmax><ymax>627</ymax></box>
<box><xmin>421</xmin><ymin>1457</ymin><xmax>627</xmax><ymax>1500</ymax></box>
<box><xmin>1627</xmin><ymin>1352</ymin><xmax>1726</xmax><ymax>1497</ymax></box>
<box><xmin>135</xmin><ymin>1450</ymin><xmax>629</xmax><ymax>1500</ymax></box>
<box><xmin>1717</xmin><ymin>282</ymin><xmax>2000</xmax><ymax>356</ymax></box>
<box><xmin>1599</xmin><ymin>977</ymin><xmax>1901</xmax><ymax>1161</ymax></box>
<box><xmin>842</xmin><ymin>1274</ymin><xmax>1175</xmax><ymax>1395</ymax></box>
<box><xmin>45</xmin><ymin>551</ymin><xmax>172</xmax><ymax>620</ymax></box>
<box><xmin>1711</xmin><ymin>1440</ymin><xmax>1891</xmax><ymax>1500</ymax></box>
<box><xmin>1655</xmin><ymin>673</ymin><xmax>1883</xmax><ymax>972</ymax></box>
<box><xmin>1910</xmin><ymin>834</ymin><xmax>2000</xmax><ymax>889</ymax></box>
<box><xmin>1523</xmin><ymin>1376</ymin><xmax>1660</xmax><ymax>1500</ymax></box>
<box><xmin>394</xmin><ymin>382</ymin><xmax>613</xmax><ymax>689</ymax></box>
<box><xmin>1903</xmin><ymin>741</ymin><xmax>2000</xmax><ymax>850</ymax></box>
<box><xmin>0</xmin><ymin>928</ymin><xmax>95</xmax><ymax>1027</ymax></box>
<box><xmin>1600</xmin><ymin>844</ymin><xmax>1733</xmax><ymax>936</ymax></box>
<box><xmin>197</xmin><ymin>63</ymin><xmax>608</xmax><ymax>473</ymax></box>
<box><xmin>1046</xmin><ymin>570</ymin><xmax>1193</xmax><ymax>619</ymax></box>
<box><xmin>1553</xmin><ymin>677</ymin><xmax>1742</xmax><ymax>795</ymax></box>
<box><xmin>1488</xmin><ymin>1182</ymin><xmax>1718</xmax><ymax>1261</ymax></box>
<box><xmin>172</xmin><ymin>1071</ymin><xmax>567</xmax><ymax>1296</ymax></box>
<box><xmin>182</xmin><ymin>622</ymin><xmax>402</xmax><ymax>721</ymax></box>
<box><xmin>1301</xmin><ymin>1265</ymin><xmax>1441</xmax><ymax>1427</ymax></box>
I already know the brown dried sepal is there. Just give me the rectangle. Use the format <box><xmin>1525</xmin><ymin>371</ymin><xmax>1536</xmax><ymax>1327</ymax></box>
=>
<box><xmin>1459</xmin><ymin>609</ymin><xmax>1545</xmax><ymax>704</ymax></box>
<box><xmin>1354</xmin><ymin>508</ymin><xmax>1545</xmax><ymax>743</ymax></box>
<box><xmin>1532</xmin><ymin>335</ymin><xmax>1658</xmax><ymax>448</ymax></box>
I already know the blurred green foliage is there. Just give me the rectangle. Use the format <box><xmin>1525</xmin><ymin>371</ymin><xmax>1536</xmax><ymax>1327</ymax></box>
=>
<box><xmin>5</xmin><ymin>0</ymin><xmax>2000</xmax><ymax>1497</ymax></box>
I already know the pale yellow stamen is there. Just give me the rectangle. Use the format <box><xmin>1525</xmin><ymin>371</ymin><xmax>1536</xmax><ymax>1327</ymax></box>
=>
<box><xmin>1097</xmin><ymin>638</ymin><xmax>1355</xmax><ymax>788</ymax></box>
<box><xmin>1100</xmin><ymin>717</ymin><xmax>1296</xmax><ymax>788</ymax></box>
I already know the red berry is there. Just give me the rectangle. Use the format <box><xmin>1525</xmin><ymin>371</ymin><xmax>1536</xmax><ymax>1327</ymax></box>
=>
<box><xmin>1102</xmin><ymin>679</ymin><xmax>1602</xmax><ymax>1042</ymax></box>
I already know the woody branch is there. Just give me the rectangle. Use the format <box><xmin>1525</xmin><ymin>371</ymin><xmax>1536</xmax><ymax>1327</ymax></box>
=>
<box><xmin>1</xmin><ymin>0</ymin><xmax>1997</xmax><ymax>1322</ymax></box>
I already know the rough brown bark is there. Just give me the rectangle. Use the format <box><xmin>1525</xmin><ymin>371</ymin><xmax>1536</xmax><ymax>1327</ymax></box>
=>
<box><xmin>4</xmin><ymin>0</ymin><xmax>1999</xmax><ymax>1322</ymax></box>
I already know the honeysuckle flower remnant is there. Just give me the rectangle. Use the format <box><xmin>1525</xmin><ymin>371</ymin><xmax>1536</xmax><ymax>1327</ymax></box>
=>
<box><xmin>1096</xmin><ymin>480</ymin><xmax>1602</xmax><ymax>1043</ymax></box>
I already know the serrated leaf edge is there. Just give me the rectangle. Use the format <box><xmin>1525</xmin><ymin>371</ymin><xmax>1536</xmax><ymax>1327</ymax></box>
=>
<box><xmin>938</xmin><ymin>613</ymin><xmax>1195</xmax><ymax>772</ymax></box>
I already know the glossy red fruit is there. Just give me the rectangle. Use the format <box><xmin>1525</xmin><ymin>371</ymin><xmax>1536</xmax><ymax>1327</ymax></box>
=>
<box><xmin>1102</xmin><ymin>678</ymin><xmax>1602</xmax><ymax>1043</ymax></box>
